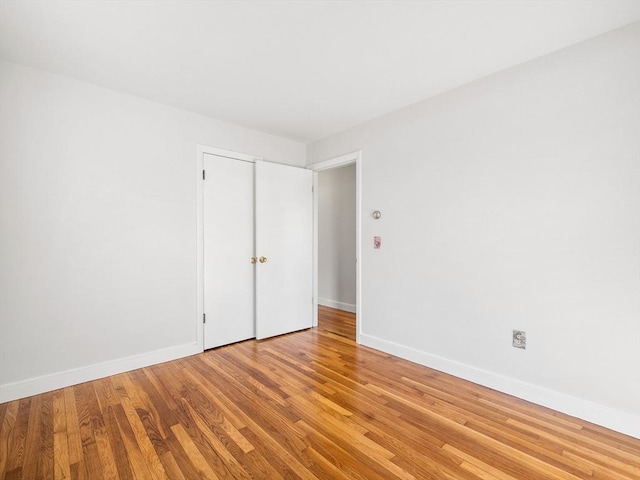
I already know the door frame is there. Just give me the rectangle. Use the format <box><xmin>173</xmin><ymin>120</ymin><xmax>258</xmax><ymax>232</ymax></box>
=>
<box><xmin>196</xmin><ymin>144</ymin><xmax>263</xmax><ymax>351</ymax></box>
<box><xmin>307</xmin><ymin>151</ymin><xmax>362</xmax><ymax>343</ymax></box>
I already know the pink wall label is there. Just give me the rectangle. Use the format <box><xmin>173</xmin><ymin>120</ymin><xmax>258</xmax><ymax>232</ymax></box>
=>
<box><xmin>374</xmin><ymin>236</ymin><xmax>381</xmax><ymax>249</ymax></box>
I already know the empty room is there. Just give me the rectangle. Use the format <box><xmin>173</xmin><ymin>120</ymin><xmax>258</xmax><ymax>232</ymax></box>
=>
<box><xmin>1</xmin><ymin>1</ymin><xmax>639</xmax><ymax>479</ymax></box>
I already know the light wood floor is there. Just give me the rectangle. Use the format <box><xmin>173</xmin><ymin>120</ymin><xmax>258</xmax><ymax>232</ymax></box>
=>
<box><xmin>1</xmin><ymin>308</ymin><xmax>638</xmax><ymax>479</ymax></box>
<box><xmin>318</xmin><ymin>305</ymin><xmax>356</xmax><ymax>341</ymax></box>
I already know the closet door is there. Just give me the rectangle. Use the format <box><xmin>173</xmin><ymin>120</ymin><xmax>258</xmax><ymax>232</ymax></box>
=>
<box><xmin>255</xmin><ymin>161</ymin><xmax>313</xmax><ymax>340</ymax></box>
<box><xmin>203</xmin><ymin>154</ymin><xmax>255</xmax><ymax>349</ymax></box>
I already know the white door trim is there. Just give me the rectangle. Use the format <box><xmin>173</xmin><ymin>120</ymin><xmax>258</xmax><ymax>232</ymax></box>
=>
<box><xmin>307</xmin><ymin>151</ymin><xmax>362</xmax><ymax>343</ymax></box>
<box><xmin>196</xmin><ymin>144</ymin><xmax>263</xmax><ymax>351</ymax></box>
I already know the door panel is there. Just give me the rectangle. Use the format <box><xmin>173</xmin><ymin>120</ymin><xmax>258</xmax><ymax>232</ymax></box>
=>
<box><xmin>255</xmin><ymin>161</ymin><xmax>313</xmax><ymax>340</ymax></box>
<box><xmin>203</xmin><ymin>154</ymin><xmax>255</xmax><ymax>349</ymax></box>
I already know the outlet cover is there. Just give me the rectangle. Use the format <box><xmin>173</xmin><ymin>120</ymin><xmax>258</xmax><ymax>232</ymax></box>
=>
<box><xmin>512</xmin><ymin>330</ymin><xmax>526</xmax><ymax>349</ymax></box>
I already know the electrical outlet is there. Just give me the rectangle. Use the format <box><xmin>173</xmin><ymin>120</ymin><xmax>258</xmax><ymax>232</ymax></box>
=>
<box><xmin>513</xmin><ymin>330</ymin><xmax>526</xmax><ymax>349</ymax></box>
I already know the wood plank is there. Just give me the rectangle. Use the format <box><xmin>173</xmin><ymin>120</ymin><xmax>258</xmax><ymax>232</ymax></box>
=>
<box><xmin>62</xmin><ymin>388</ymin><xmax>82</xmax><ymax>467</ymax></box>
<box><xmin>0</xmin><ymin>401</ymin><xmax>19</xmax><ymax>477</ymax></box>
<box><xmin>53</xmin><ymin>390</ymin><xmax>71</xmax><ymax>480</ymax></box>
<box><xmin>117</xmin><ymin>395</ymin><xmax>166</xmax><ymax>480</ymax></box>
<box><xmin>110</xmin><ymin>403</ymin><xmax>156</xmax><ymax>480</ymax></box>
<box><xmin>20</xmin><ymin>395</ymin><xmax>43</xmax><ymax>480</ymax></box>
<box><xmin>93</xmin><ymin>427</ymin><xmax>119</xmax><ymax>480</ymax></box>
<box><xmin>170</xmin><ymin>424</ymin><xmax>221</xmax><ymax>480</ymax></box>
<box><xmin>4</xmin><ymin>398</ymin><xmax>30</xmax><ymax>474</ymax></box>
<box><xmin>101</xmin><ymin>406</ymin><xmax>134</xmax><ymax>480</ymax></box>
<box><xmin>37</xmin><ymin>392</ymin><xmax>55</xmax><ymax>480</ymax></box>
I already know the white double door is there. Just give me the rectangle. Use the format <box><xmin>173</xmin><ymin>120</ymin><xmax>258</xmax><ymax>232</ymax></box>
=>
<box><xmin>203</xmin><ymin>153</ymin><xmax>313</xmax><ymax>349</ymax></box>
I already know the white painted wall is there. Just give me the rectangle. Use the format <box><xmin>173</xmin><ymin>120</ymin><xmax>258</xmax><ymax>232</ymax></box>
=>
<box><xmin>307</xmin><ymin>23</ymin><xmax>640</xmax><ymax>437</ymax></box>
<box><xmin>318</xmin><ymin>165</ymin><xmax>356</xmax><ymax>312</ymax></box>
<box><xmin>0</xmin><ymin>61</ymin><xmax>305</xmax><ymax>401</ymax></box>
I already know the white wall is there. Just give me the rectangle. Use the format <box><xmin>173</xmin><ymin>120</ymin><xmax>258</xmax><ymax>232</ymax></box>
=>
<box><xmin>307</xmin><ymin>23</ymin><xmax>640</xmax><ymax>437</ymax></box>
<box><xmin>318</xmin><ymin>165</ymin><xmax>356</xmax><ymax>312</ymax></box>
<box><xmin>0</xmin><ymin>61</ymin><xmax>305</xmax><ymax>401</ymax></box>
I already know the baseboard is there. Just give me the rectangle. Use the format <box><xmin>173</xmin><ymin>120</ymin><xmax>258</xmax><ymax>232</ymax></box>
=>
<box><xmin>0</xmin><ymin>342</ymin><xmax>202</xmax><ymax>403</ymax></box>
<box><xmin>360</xmin><ymin>333</ymin><xmax>640</xmax><ymax>439</ymax></box>
<box><xmin>318</xmin><ymin>298</ymin><xmax>356</xmax><ymax>313</ymax></box>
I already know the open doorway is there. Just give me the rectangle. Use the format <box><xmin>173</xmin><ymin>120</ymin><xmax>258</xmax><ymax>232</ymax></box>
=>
<box><xmin>317</xmin><ymin>164</ymin><xmax>356</xmax><ymax>340</ymax></box>
<box><xmin>309</xmin><ymin>151</ymin><xmax>362</xmax><ymax>343</ymax></box>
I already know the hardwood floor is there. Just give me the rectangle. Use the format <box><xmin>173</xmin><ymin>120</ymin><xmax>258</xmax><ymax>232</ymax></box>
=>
<box><xmin>318</xmin><ymin>305</ymin><xmax>356</xmax><ymax>341</ymax></box>
<box><xmin>1</xmin><ymin>309</ymin><xmax>638</xmax><ymax>479</ymax></box>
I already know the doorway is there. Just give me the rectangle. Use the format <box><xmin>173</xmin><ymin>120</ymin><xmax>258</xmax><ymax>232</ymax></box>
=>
<box><xmin>309</xmin><ymin>151</ymin><xmax>362</xmax><ymax>343</ymax></box>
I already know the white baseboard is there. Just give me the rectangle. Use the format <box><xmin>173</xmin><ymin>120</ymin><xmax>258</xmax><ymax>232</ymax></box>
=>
<box><xmin>360</xmin><ymin>333</ymin><xmax>640</xmax><ymax>439</ymax></box>
<box><xmin>318</xmin><ymin>298</ymin><xmax>356</xmax><ymax>313</ymax></box>
<box><xmin>0</xmin><ymin>342</ymin><xmax>202</xmax><ymax>404</ymax></box>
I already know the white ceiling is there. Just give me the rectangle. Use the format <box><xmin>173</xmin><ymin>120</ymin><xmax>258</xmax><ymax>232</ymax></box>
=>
<box><xmin>1</xmin><ymin>1</ymin><xmax>639</xmax><ymax>143</ymax></box>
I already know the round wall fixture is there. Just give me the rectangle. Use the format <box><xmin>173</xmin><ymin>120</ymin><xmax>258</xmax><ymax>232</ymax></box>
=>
<box><xmin>372</xmin><ymin>210</ymin><xmax>381</xmax><ymax>219</ymax></box>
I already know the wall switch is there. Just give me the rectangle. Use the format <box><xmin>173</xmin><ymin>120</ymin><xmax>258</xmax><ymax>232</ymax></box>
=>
<box><xmin>513</xmin><ymin>330</ymin><xmax>526</xmax><ymax>349</ymax></box>
<box><xmin>374</xmin><ymin>236</ymin><xmax>381</xmax><ymax>249</ymax></box>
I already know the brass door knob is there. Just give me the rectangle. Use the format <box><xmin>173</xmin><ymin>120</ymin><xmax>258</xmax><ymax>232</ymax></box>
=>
<box><xmin>259</xmin><ymin>256</ymin><xmax>268</xmax><ymax>263</ymax></box>
<box><xmin>250</xmin><ymin>257</ymin><xmax>257</xmax><ymax>264</ymax></box>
